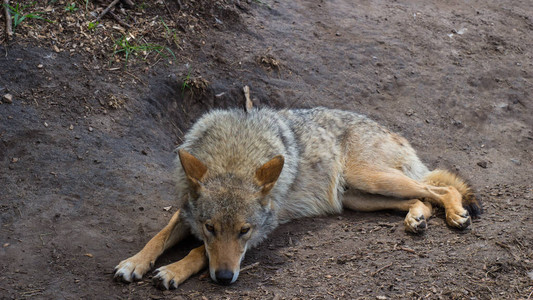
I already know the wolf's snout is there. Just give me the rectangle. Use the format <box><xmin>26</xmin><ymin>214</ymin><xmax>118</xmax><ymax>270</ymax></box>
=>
<box><xmin>215</xmin><ymin>269</ymin><xmax>234</xmax><ymax>285</ymax></box>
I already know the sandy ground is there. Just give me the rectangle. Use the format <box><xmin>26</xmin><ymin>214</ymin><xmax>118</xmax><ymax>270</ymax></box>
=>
<box><xmin>1</xmin><ymin>0</ymin><xmax>532</xmax><ymax>299</ymax></box>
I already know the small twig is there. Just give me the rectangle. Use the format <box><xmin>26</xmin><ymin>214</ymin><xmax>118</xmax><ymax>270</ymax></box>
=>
<box><xmin>526</xmin><ymin>288</ymin><xmax>533</xmax><ymax>300</ymax></box>
<box><xmin>163</xmin><ymin>0</ymin><xmax>173</xmax><ymax>16</ymax></box>
<box><xmin>109</xmin><ymin>11</ymin><xmax>131</xmax><ymax>28</ymax></box>
<box><xmin>198</xmin><ymin>271</ymin><xmax>209</xmax><ymax>280</ymax></box>
<box><xmin>120</xmin><ymin>0</ymin><xmax>134</xmax><ymax>8</ymax></box>
<box><xmin>240</xmin><ymin>262</ymin><xmax>260</xmax><ymax>272</ymax></box>
<box><xmin>243</xmin><ymin>85</ymin><xmax>253</xmax><ymax>112</ymax></box>
<box><xmin>21</xmin><ymin>289</ymin><xmax>44</xmax><ymax>296</ymax></box>
<box><xmin>3</xmin><ymin>0</ymin><xmax>13</xmax><ymax>40</ymax></box>
<box><xmin>124</xmin><ymin>71</ymin><xmax>146</xmax><ymax>86</ymax></box>
<box><xmin>95</xmin><ymin>0</ymin><xmax>120</xmax><ymax>23</ymax></box>
<box><xmin>397</xmin><ymin>246</ymin><xmax>417</xmax><ymax>254</ymax></box>
<box><xmin>175</xmin><ymin>0</ymin><xmax>182</xmax><ymax>10</ymax></box>
<box><xmin>495</xmin><ymin>241</ymin><xmax>510</xmax><ymax>249</ymax></box>
<box><xmin>371</xmin><ymin>262</ymin><xmax>393</xmax><ymax>277</ymax></box>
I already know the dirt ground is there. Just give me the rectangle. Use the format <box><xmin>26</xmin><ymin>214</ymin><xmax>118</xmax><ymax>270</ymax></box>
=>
<box><xmin>1</xmin><ymin>0</ymin><xmax>532</xmax><ymax>299</ymax></box>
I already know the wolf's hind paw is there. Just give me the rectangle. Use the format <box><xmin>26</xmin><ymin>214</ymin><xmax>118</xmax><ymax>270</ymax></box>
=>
<box><xmin>446</xmin><ymin>210</ymin><xmax>471</xmax><ymax>230</ymax></box>
<box><xmin>404</xmin><ymin>213</ymin><xmax>427</xmax><ymax>234</ymax></box>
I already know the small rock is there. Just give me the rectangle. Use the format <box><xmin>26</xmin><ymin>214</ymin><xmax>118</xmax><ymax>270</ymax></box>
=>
<box><xmin>510</xmin><ymin>158</ymin><xmax>521</xmax><ymax>165</ymax></box>
<box><xmin>335</xmin><ymin>32</ymin><xmax>341</xmax><ymax>36</ymax></box>
<box><xmin>121</xmin><ymin>236</ymin><xmax>134</xmax><ymax>243</ymax></box>
<box><xmin>37</xmin><ymin>64</ymin><xmax>43</xmax><ymax>69</ymax></box>
<box><xmin>88</xmin><ymin>127</ymin><xmax>93</xmax><ymax>132</ymax></box>
<box><xmin>11</xmin><ymin>157</ymin><xmax>19</xmax><ymax>163</ymax></box>
<box><xmin>3</xmin><ymin>243</ymin><xmax>9</xmax><ymax>247</ymax></box>
<box><xmin>69</xmin><ymin>124</ymin><xmax>74</xmax><ymax>130</ymax></box>
<box><xmin>3</xmin><ymin>93</ymin><xmax>13</xmax><ymax>104</ymax></box>
<box><xmin>85</xmin><ymin>253</ymin><xmax>93</xmax><ymax>258</ymax></box>
<box><xmin>406</xmin><ymin>109</ymin><xmax>414</xmax><ymax>116</ymax></box>
<box><xmin>163</xmin><ymin>206</ymin><xmax>172</xmax><ymax>211</ymax></box>
<box><xmin>377</xmin><ymin>296</ymin><xmax>388</xmax><ymax>300</ymax></box>
<box><xmin>44</xmin><ymin>122</ymin><xmax>49</xmax><ymax>127</ymax></box>
<box><xmin>477</xmin><ymin>161</ymin><xmax>488</xmax><ymax>168</ymax></box>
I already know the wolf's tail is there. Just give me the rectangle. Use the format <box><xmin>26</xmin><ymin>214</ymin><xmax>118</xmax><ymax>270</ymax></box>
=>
<box><xmin>423</xmin><ymin>169</ymin><xmax>483</xmax><ymax>217</ymax></box>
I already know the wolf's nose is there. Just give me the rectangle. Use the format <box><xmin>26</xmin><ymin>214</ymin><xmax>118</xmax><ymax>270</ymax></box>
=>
<box><xmin>215</xmin><ymin>270</ymin><xmax>234</xmax><ymax>285</ymax></box>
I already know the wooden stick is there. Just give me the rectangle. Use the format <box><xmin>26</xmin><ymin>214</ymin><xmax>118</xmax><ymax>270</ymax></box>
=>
<box><xmin>371</xmin><ymin>262</ymin><xmax>393</xmax><ymax>277</ymax></box>
<box><xmin>240</xmin><ymin>262</ymin><xmax>260</xmax><ymax>272</ymax></box>
<box><xmin>243</xmin><ymin>85</ymin><xmax>253</xmax><ymax>112</ymax></box>
<box><xmin>95</xmin><ymin>0</ymin><xmax>120</xmax><ymax>23</ymax></box>
<box><xmin>3</xmin><ymin>0</ymin><xmax>13</xmax><ymax>40</ymax></box>
<box><xmin>175</xmin><ymin>0</ymin><xmax>182</xmax><ymax>10</ymax></box>
<box><xmin>163</xmin><ymin>0</ymin><xmax>173</xmax><ymax>16</ymax></box>
<box><xmin>109</xmin><ymin>11</ymin><xmax>131</xmax><ymax>28</ymax></box>
<box><xmin>120</xmin><ymin>0</ymin><xmax>134</xmax><ymax>8</ymax></box>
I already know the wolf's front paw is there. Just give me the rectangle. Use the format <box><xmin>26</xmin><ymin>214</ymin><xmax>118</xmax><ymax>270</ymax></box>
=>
<box><xmin>446</xmin><ymin>209</ymin><xmax>471</xmax><ymax>230</ymax></box>
<box><xmin>114</xmin><ymin>253</ymin><xmax>154</xmax><ymax>283</ymax></box>
<box><xmin>404</xmin><ymin>213</ymin><xmax>427</xmax><ymax>234</ymax></box>
<box><xmin>152</xmin><ymin>264</ymin><xmax>190</xmax><ymax>290</ymax></box>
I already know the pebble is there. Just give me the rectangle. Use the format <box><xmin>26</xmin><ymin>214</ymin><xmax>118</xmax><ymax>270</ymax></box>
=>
<box><xmin>2</xmin><ymin>93</ymin><xmax>13</xmax><ymax>103</ymax></box>
<box><xmin>510</xmin><ymin>158</ymin><xmax>521</xmax><ymax>165</ymax></box>
<box><xmin>121</xmin><ymin>236</ymin><xmax>134</xmax><ymax>243</ymax></box>
<box><xmin>477</xmin><ymin>161</ymin><xmax>488</xmax><ymax>168</ymax></box>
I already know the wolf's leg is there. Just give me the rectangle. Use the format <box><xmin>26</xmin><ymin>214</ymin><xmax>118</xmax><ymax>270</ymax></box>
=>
<box><xmin>152</xmin><ymin>245</ymin><xmax>208</xmax><ymax>290</ymax></box>
<box><xmin>114</xmin><ymin>210</ymin><xmax>190</xmax><ymax>282</ymax></box>
<box><xmin>344</xmin><ymin>168</ymin><xmax>470</xmax><ymax>229</ymax></box>
<box><xmin>343</xmin><ymin>191</ymin><xmax>432</xmax><ymax>233</ymax></box>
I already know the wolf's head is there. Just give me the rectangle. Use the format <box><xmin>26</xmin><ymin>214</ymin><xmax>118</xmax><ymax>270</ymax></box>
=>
<box><xmin>178</xmin><ymin>149</ymin><xmax>283</xmax><ymax>285</ymax></box>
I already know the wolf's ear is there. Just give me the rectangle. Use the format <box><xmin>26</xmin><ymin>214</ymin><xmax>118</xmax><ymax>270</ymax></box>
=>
<box><xmin>255</xmin><ymin>155</ymin><xmax>284</xmax><ymax>196</ymax></box>
<box><xmin>178</xmin><ymin>149</ymin><xmax>207</xmax><ymax>190</ymax></box>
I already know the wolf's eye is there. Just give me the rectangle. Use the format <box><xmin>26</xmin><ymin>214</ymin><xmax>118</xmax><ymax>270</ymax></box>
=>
<box><xmin>240</xmin><ymin>227</ymin><xmax>250</xmax><ymax>235</ymax></box>
<box><xmin>205</xmin><ymin>224</ymin><xmax>215</xmax><ymax>233</ymax></box>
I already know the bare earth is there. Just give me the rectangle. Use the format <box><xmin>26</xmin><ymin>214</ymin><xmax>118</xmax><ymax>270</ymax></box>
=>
<box><xmin>1</xmin><ymin>0</ymin><xmax>532</xmax><ymax>299</ymax></box>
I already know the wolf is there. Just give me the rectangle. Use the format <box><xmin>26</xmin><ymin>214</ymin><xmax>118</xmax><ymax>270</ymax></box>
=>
<box><xmin>114</xmin><ymin>107</ymin><xmax>482</xmax><ymax>289</ymax></box>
